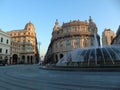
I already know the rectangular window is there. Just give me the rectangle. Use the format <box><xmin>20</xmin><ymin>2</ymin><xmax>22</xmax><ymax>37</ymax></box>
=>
<box><xmin>81</xmin><ymin>26</ymin><xmax>85</xmax><ymax>31</ymax></box>
<box><xmin>1</xmin><ymin>37</ymin><xmax>3</xmax><ymax>42</ymax></box>
<box><xmin>6</xmin><ymin>39</ymin><xmax>9</xmax><ymax>44</ymax></box>
<box><xmin>66</xmin><ymin>40</ymin><xmax>71</xmax><ymax>48</ymax></box>
<box><xmin>6</xmin><ymin>49</ymin><xmax>8</xmax><ymax>54</ymax></box>
<box><xmin>0</xmin><ymin>48</ymin><xmax>2</xmax><ymax>53</ymax></box>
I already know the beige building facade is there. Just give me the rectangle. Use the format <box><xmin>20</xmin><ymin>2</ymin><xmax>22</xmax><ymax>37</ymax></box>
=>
<box><xmin>44</xmin><ymin>17</ymin><xmax>100</xmax><ymax>64</ymax></box>
<box><xmin>102</xmin><ymin>28</ymin><xmax>115</xmax><ymax>46</ymax></box>
<box><xmin>7</xmin><ymin>22</ymin><xmax>39</xmax><ymax>64</ymax></box>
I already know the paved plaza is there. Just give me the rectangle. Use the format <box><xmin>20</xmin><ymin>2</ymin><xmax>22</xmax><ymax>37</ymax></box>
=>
<box><xmin>0</xmin><ymin>65</ymin><xmax>120</xmax><ymax>90</ymax></box>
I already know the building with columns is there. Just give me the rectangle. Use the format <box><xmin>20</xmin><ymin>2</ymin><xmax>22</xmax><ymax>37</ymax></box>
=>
<box><xmin>102</xmin><ymin>28</ymin><xmax>115</xmax><ymax>46</ymax></box>
<box><xmin>7</xmin><ymin>22</ymin><xmax>39</xmax><ymax>64</ymax></box>
<box><xmin>0</xmin><ymin>29</ymin><xmax>11</xmax><ymax>64</ymax></box>
<box><xmin>44</xmin><ymin>16</ymin><xmax>100</xmax><ymax>64</ymax></box>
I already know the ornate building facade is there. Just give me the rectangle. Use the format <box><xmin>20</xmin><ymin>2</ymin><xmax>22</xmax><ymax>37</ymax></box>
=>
<box><xmin>44</xmin><ymin>17</ymin><xmax>100</xmax><ymax>64</ymax></box>
<box><xmin>102</xmin><ymin>28</ymin><xmax>115</xmax><ymax>46</ymax></box>
<box><xmin>111</xmin><ymin>25</ymin><xmax>120</xmax><ymax>44</ymax></box>
<box><xmin>0</xmin><ymin>29</ymin><xmax>11</xmax><ymax>64</ymax></box>
<box><xmin>7</xmin><ymin>22</ymin><xmax>39</xmax><ymax>64</ymax></box>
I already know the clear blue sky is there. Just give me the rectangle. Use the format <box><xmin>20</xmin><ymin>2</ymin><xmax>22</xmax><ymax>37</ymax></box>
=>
<box><xmin>0</xmin><ymin>0</ymin><xmax>120</xmax><ymax>57</ymax></box>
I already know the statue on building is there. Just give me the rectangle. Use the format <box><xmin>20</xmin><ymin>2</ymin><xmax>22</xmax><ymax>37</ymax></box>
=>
<box><xmin>88</xmin><ymin>16</ymin><xmax>98</xmax><ymax>33</ymax></box>
<box><xmin>53</xmin><ymin>19</ymin><xmax>61</xmax><ymax>31</ymax></box>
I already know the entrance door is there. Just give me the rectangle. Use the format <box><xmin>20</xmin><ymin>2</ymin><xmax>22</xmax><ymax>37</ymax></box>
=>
<box><xmin>13</xmin><ymin>54</ymin><xmax>18</xmax><ymax>64</ymax></box>
<box><xmin>27</xmin><ymin>56</ymin><xmax>30</xmax><ymax>64</ymax></box>
<box><xmin>31</xmin><ymin>56</ymin><xmax>33</xmax><ymax>64</ymax></box>
<box><xmin>22</xmin><ymin>56</ymin><xmax>25</xmax><ymax>64</ymax></box>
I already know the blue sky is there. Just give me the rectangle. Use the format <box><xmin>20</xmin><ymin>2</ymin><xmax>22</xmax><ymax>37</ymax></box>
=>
<box><xmin>0</xmin><ymin>0</ymin><xmax>120</xmax><ymax>57</ymax></box>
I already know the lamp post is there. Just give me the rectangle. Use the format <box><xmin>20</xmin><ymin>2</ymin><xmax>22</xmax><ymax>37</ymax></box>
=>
<box><xmin>38</xmin><ymin>42</ymin><xmax>41</xmax><ymax>64</ymax></box>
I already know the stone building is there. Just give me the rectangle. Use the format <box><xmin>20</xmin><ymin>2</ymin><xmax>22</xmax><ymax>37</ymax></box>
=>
<box><xmin>102</xmin><ymin>28</ymin><xmax>115</xmax><ymax>46</ymax></box>
<box><xmin>44</xmin><ymin>16</ymin><xmax>100</xmax><ymax>64</ymax></box>
<box><xmin>7</xmin><ymin>22</ymin><xmax>39</xmax><ymax>64</ymax></box>
<box><xmin>111</xmin><ymin>25</ymin><xmax>120</xmax><ymax>44</ymax></box>
<box><xmin>0</xmin><ymin>29</ymin><xmax>11</xmax><ymax>64</ymax></box>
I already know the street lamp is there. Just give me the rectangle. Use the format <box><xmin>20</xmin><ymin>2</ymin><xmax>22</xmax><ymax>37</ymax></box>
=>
<box><xmin>38</xmin><ymin>42</ymin><xmax>41</xmax><ymax>64</ymax></box>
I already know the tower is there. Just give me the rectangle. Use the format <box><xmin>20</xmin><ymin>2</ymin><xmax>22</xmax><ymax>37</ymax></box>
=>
<box><xmin>102</xmin><ymin>28</ymin><xmax>115</xmax><ymax>45</ymax></box>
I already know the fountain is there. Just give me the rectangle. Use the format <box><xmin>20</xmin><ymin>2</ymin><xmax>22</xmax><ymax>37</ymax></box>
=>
<box><xmin>56</xmin><ymin>32</ymin><xmax>120</xmax><ymax>67</ymax></box>
<box><xmin>57</xmin><ymin>45</ymin><xmax>120</xmax><ymax>67</ymax></box>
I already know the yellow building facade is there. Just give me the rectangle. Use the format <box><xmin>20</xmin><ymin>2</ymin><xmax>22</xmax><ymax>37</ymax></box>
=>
<box><xmin>7</xmin><ymin>22</ymin><xmax>39</xmax><ymax>64</ymax></box>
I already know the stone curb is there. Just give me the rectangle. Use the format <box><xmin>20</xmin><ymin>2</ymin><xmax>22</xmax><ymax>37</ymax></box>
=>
<box><xmin>39</xmin><ymin>65</ymin><xmax>120</xmax><ymax>72</ymax></box>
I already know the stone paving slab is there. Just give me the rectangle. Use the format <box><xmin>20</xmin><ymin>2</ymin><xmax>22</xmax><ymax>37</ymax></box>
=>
<box><xmin>0</xmin><ymin>64</ymin><xmax>120</xmax><ymax>90</ymax></box>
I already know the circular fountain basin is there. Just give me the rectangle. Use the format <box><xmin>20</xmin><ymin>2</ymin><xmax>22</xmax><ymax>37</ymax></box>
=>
<box><xmin>56</xmin><ymin>45</ymin><xmax>120</xmax><ymax>67</ymax></box>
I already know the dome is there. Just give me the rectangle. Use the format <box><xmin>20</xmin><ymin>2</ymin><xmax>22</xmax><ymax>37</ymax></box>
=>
<box><xmin>57</xmin><ymin>45</ymin><xmax>120</xmax><ymax>66</ymax></box>
<box><xmin>24</xmin><ymin>21</ymin><xmax>35</xmax><ymax>30</ymax></box>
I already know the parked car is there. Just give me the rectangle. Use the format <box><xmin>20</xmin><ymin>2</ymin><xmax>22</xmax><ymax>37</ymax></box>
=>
<box><xmin>0</xmin><ymin>59</ymin><xmax>7</xmax><ymax>66</ymax></box>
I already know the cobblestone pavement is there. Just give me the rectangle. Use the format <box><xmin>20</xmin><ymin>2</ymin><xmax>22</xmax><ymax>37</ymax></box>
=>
<box><xmin>0</xmin><ymin>64</ymin><xmax>120</xmax><ymax>90</ymax></box>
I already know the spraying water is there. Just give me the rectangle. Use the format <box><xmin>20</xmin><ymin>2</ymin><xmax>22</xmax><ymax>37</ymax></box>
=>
<box><xmin>94</xmin><ymin>32</ymin><xmax>99</xmax><ymax>48</ymax></box>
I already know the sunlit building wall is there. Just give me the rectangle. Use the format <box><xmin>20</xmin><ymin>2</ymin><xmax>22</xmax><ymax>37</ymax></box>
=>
<box><xmin>44</xmin><ymin>17</ymin><xmax>100</xmax><ymax>64</ymax></box>
<box><xmin>7</xmin><ymin>22</ymin><xmax>39</xmax><ymax>64</ymax></box>
<box><xmin>102</xmin><ymin>28</ymin><xmax>115</xmax><ymax>46</ymax></box>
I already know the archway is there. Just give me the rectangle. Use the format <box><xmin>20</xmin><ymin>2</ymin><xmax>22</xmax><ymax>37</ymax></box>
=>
<box><xmin>13</xmin><ymin>54</ymin><xmax>18</xmax><ymax>64</ymax></box>
<box><xmin>4</xmin><ymin>56</ymin><xmax>8</xmax><ymax>63</ymax></box>
<box><xmin>60</xmin><ymin>54</ymin><xmax>64</xmax><ymax>59</ymax></box>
